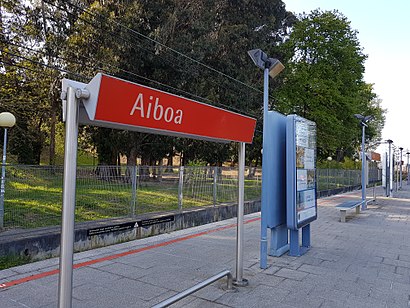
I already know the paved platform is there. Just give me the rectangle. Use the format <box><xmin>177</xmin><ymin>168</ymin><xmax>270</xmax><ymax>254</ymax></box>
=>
<box><xmin>1</xmin><ymin>184</ymin><xmax>410</xmax><ymax>307</ymax></box>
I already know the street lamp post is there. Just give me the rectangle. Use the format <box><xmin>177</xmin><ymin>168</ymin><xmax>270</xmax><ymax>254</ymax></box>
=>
<box><xmin>248</xmin><ymin>49</ymin><xmax>284</xmax><ymax>271</ymax></box>
<box><xmin>327</xmin><ymin>156</ymin><xmax>332</xmax><ymax>190</ymax></box>
<box><xmin>399</xmin><ymin>147</ymin><xmax>403</xmax><ymax>189</ymax></box>
<box><xmin>406</xmin><ymin>151</ymin><xmax>410</xmax><ymax>185</ymax></box>
<box><xmin>354</xmin><ymin>114</ymin><xmax>373</xmax><ymax>210</ymax></box>
<box><xmin>395</xmin><ymin>149</ymin><xmax>399</xmax><ymax>192</ymax></box>
<box><xmin>386</xmin><ymin>139</ymin><xmax>393</xmax><ymax>197</ymax></box>
<box><xmin>0</xmin><ymin>112</ymin><xmax>16</xmax><ymax>229</ymax></box>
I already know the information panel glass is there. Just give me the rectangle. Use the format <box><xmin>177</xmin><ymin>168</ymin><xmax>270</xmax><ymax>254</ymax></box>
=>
<box><xmin>286</xmin><ymin>115</ymin><xmax>317</xmax><ymax>229</ymax></box>
<box><xmin>295</xmin><ymin>118</ymin><xmax>316</xmax><ymax>227</ymax></box>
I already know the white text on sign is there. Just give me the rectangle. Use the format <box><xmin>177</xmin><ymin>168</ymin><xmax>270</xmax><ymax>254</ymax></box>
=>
<box><xmin>129</xmin><ymin>93</ymin><xmax>183</xmax><ymax>124</ymax></box>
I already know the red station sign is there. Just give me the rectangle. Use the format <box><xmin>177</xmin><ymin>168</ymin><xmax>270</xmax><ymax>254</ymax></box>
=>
<box><xmin>77</xmin><ymin>73</ymin><xmax>256</xmax><ymax>143</ymax></box>
<box><xmin>58</xmin><ymin>73</ymin><xmax>254</xmax><ymax>306</ymax></box>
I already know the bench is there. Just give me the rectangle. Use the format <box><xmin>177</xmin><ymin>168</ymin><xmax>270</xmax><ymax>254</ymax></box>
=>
<box><xmin>336</xmin><ymin>200</ymin><xmax>362</xmax><ymax>222</ymax></box>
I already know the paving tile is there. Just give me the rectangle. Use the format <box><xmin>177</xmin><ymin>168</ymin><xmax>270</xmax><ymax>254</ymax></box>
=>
<box><xmin>216</xmin><ymin>284</ymin><xmax>290</xmax><ymax>307</ymax></box>
<box><xmin>1</xmin><ymin>186</ymin><xmax>410</xmax><ymax>307</ymax></box>
<box><xmin>274</xmin><ymin>268</ymin><xmax>309</xmax><ymax>281</ymax></box>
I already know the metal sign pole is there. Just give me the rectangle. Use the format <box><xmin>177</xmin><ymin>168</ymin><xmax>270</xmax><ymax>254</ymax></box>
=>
<box><xmin>234</xmin><ymin>142</ymin><xmax>248</xmax><ymax>286</ymax></box>
<box><xmin>58</xmin><ymin>87</ymin><xmax>88</xmax><ymax>308</ymax></box>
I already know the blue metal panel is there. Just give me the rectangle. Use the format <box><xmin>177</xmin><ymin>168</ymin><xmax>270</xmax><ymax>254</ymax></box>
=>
<box><xmin>286</xmin><ymin>115</ymin><xmax>297</xmax><ymax>230</ymax></box>
<box><xmin>261</xmin><ymin>111</ymin><xmax>287</xmax><ymax>228</ymax></box>
<box><xmin>260</xmin><ymin>110</ymin><xmax>288</xmax><ymax>268</ymax></box>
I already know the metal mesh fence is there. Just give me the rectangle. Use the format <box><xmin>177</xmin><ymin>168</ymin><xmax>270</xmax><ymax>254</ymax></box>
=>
<box><xmin>316</xmin><ymin>168</ymin><xmax>381</xmax><ymax>192</ymax></box>
<box><xmin>1</xmin><ymin>165</ymin><xmax>261</xmax><ymax>230</ymax></box>
<box><xmin>1</xmin><ymin>165</ymin><xmax>380</xmax><ymax>230</ymax></box>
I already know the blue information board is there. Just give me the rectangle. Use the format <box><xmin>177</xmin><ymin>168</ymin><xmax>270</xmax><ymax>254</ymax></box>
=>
<box><xmin>286</xmin><ymin>115</ymin><xmax>317</xmax><ymax>230</ymax></box>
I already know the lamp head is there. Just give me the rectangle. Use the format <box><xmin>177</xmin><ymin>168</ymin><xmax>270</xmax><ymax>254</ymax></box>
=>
<box><xmin>354</xmin><ymin>114</ymin><xmax>373</xmax><ymax>124</ymax></box>
<box><xmin>248</xmin><ymin>49</ymin><xmax>267</xmax><ymax>70</ymax></box>
<box><xmin>0</xmin><ymin>112</ymin><xmax>16</xmax><ymax>128</ymax></box>
<box><xmin>354</xmin><ymin>114</ymin><xmax>364</xmax><ymax>120</ymax></box>
<box><xmin>267</xmin><ymin>58</ymin><xmax>285</xmax><ymax>78</ymax></box>
<box><xmin>248</xmin><ymin>49</ymin><xmax>284</xmax><ymax>78</ymax></box>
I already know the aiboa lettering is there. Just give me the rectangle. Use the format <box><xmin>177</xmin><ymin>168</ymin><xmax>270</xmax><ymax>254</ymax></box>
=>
<box><xmin>129</xmin><ymin>93</ymin><xmax>183</xmax><ymax>124</ymax></box>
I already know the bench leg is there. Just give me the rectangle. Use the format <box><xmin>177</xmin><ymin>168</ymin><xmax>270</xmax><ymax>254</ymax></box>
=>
<box><xmin>340</xmin><ymin>210</ymin><xmax>346</xmax><ymax>223</ymax></box>
<box><xmin>355</xmin><ymin>206</ymin><xmax>360</xmax><ymax>214</ymax></box>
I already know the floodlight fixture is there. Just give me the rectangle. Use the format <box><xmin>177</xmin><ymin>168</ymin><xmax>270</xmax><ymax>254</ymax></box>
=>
<box><xmin>267</xmin><ymin>59</ymin><xmax>285</xmax><ymax>79</ymax></box>
<box><xmin>248</xmin><ymin>49</ymin><xmax>267</xmax><ymax>70</ymax></box>
<box><xmin>354</xmin><ymin>113</ymin><xmax>373</xmax><ymax>126</ymax></box>
<box><xmin>354</xmin><ymin>114</ymin><xmax>364</xmax><ymax>120</ymax></box>
<box><xmin>247</xmin><ymin>49</ymin><xmax>284</xmax><ymax>78</ymax></box>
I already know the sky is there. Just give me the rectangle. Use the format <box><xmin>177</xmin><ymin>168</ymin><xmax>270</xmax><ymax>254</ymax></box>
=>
<box><xmin>283</xmin><ymin>0</ymin><xmax>410</xmax><ymax>158</ymax></box>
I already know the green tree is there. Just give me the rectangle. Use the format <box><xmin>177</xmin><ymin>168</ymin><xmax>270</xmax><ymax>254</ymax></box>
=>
<box><xmin>278</xmin><ymin>10</ymin><xmax>385</xmax><ymax>160</ymax></box>
<box><xmin>1</xmin><ymin>0</ymin><xmax>82</xmax><ymax>164</ymax></box>
<box><xmin>64</xmin><ymin>0</ymin><xmax>291</xmax><ymax>166</ymax></box>
<box><xmin>1</xmin><ymin>0</ymin><xmax>50</xmax><ymax>164</ymax></box>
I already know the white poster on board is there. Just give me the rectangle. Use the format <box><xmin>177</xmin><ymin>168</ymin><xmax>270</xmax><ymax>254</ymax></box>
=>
<box><xmin>304</xmin><ymin>148</ymin><xmax>315</xmax><ymax>169</ymax></box>
<box><xmin>297</xmin><ymin>169</ymin><xmax>308</xmax><ymax>191</ymax></box>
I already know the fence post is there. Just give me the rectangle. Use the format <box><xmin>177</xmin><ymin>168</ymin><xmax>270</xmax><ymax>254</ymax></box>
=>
<box><xmin>130</xmin><ymin>165</ymin><xmax>137</xmax><ymax>217</ymax></box>
<box><xmin>352</xmin><ymin>170</ymin><xmax>354</xmax><ymax>186</ymax></box>
<box><xmin>327</xmin><ymin>168</ymin><xmax>329</xmax><ymax>191</ymax></box>
<box><xmin>178</xmin><ymin>166</ymin><xmax>184</xmax><ymax>211</ymax></box>
<box><xmin>213</xmin><ymin>166</ymin><xmax>217</xmax><ymax>206</ymax></box>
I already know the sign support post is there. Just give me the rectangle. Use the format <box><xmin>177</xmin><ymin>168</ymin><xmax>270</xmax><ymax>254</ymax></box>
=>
<box><xmin>58</xmin><ymin>87</ymin><xmax>79</xmax><ymax>308</ymax></box>
<box><xmin>234</xmin><ymin>142</ymin><xmax>248</xmax><ymax>286</ymax></box>
<box><xmin>58</xmin><ymin>87</ymin><xmax>89</xmax><ymax>308</ymax></box>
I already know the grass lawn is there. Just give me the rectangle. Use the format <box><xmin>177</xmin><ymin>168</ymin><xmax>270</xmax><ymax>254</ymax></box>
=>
<box><xmin>3</xmin><ymin>166</ymin><xmax>261</xmax><ymax>229</ymax></box>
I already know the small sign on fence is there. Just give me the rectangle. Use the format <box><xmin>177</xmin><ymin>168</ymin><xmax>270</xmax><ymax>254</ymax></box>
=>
<box><xmin>87</xmin><ymin>221</ymin><xmax>137</xmax><ymax>236</ymax></box>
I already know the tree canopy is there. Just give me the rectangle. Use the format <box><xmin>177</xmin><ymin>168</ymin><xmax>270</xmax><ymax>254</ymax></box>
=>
<box><xmin>277</xmin><ymin>9</ymin><xmax>384</xmax><ymax>160</ymax></box>
<box><xmin>0</xmin><ymin>2</ymin><xmax>385</xmax><ymax>166</ymax></box>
